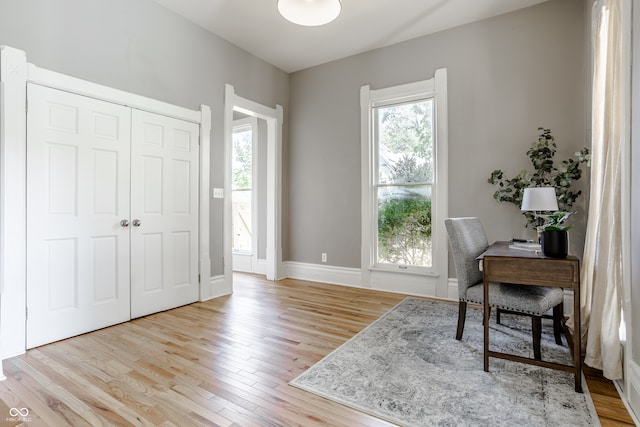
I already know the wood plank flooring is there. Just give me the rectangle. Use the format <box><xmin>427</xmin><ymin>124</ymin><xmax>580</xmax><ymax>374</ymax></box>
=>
<box><xmin>0</xmin><ymin>273</ymin><xmax>635</xmax><ymax>426</ymax></box>
<box><xmin>583</xmin><ymin>365</ymin><xmax>636</xmax><ymax>426</ymax></box>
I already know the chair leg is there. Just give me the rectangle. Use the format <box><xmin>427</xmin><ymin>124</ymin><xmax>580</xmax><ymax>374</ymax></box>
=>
<box><xmin>553</xmin><ymin>302</ymin><xmax>564</xmax><ymax>345</ymax></box>
<box><xmin>456</xmin><ymin>301</ymin><xmax>467</xmax><ymax>340</ymax></box>
<box><xmin>532</xmin><ymin>316</ymin><xmax>542</xmax><ymax>360</ymax></box>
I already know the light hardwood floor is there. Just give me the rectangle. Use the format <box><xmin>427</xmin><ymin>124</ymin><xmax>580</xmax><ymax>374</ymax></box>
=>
<box><xmin>0</xmin><ymin>273</ymin><xmax>634</xmax><ymax>426</ymax></box>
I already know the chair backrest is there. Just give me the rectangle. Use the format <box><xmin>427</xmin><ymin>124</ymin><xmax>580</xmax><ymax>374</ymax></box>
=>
<box><xmin>444</xmin><ymin>217</ymin><xmax>489</xmax><ymax>300</ymax></box>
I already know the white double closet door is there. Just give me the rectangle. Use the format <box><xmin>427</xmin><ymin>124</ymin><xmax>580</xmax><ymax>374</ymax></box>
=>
<box><xmin>26</xmin><ymin>84</ymin><xmax>200</xmax><ymax>348</ymax></box>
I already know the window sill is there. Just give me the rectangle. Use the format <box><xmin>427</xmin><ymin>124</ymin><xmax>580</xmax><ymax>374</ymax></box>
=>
<box><xmin>369</xmin><ymin>266</ymin><xmax>439</xmax><ymax>278</ymax></box>
<box><xmin>233</xmin><ymin>250</ymin><xmax>253</xmax><ymax>256</ymax></box>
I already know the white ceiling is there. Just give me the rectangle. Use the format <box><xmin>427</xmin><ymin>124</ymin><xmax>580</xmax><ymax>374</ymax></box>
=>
<box><xmin>151</xmin><ymin>0</ymin><xmax>549</xmax><ymax>73</ymax></box>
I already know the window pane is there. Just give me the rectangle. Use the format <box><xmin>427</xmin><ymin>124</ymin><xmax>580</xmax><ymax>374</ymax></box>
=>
<box><xmin>232</xmin><ymin>129</ymin><xmax>252</xmax><ymax>190</ymax></box>
<box><xmin>377</xmin><ymin>100</ymin><xmax>433</xmax><ymax>184</ymax></box>
<box><xmin>232</xmin><ymin>127</ymin><xmax>252</xmax><ymax>252</ymax></box>
<box><xmin>377</xmin><ymin>185</ymin><xmax>432</xmax><ymax>267</ymax></box>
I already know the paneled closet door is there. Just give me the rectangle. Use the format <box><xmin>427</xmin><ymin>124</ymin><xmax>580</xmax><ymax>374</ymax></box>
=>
<box><xmin>130</xmin><ymin>109</ymin><xmax>200</xmax><ymax>318</ymax></box>
<box><xmin>26</xmin><ymin>84</ymin><xmax>132</xmax><ymax>348</ymax></box>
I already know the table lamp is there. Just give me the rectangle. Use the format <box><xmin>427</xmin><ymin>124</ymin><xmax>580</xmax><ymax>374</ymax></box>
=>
<box><xmin>521</xmin><ymin>187</ymin><xmax>559</xmax><ymax>233</ymax></box>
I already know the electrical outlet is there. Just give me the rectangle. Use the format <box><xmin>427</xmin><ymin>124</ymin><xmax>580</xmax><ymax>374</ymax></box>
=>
<box><xmin>212</xmin><ymin>188</ymin><xmax>224</xmax><ymax>199</ymax></box>
<box><xmin>321</xmin><ymin>252</ymin><xmax>327</xmax><ymax>263</ymax></box>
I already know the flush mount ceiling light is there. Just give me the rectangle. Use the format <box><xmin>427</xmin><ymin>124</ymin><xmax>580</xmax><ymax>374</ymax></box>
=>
<box><xmin>277</xmin><ymin>0</ymin><xmax>342</xmax><ymax>27</ymax></box>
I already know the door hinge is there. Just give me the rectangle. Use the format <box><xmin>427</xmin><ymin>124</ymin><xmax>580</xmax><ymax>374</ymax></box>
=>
<box><xmin>25</xmin><ymin>307</ymin><xmax>28</xmax><ymax>320</ymax></box>
<box><xmin>198</xmin><ymin>274</ymin><xmax>201</xmax><ymax>283</ymax></box>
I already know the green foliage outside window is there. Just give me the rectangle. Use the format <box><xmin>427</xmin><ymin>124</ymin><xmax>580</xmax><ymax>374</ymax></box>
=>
<box><xmin>232</xmin><ymin>129</ymin><xmax>252</xmax><ymax>190</ymax></box>
<box><xmin>376</xmin><ymin>100</ymin><xmax>433</xmax><ymax>267</ymax></box>
<box><xmin>389</xmin><ymin>154</ymin><xmax>429</xmax><ymax>183</ymax></box>
<box><xmin>378</xmin><ymin>198</ymin><xmax>432</xmax><ymax>265</ymax></box>
<box><xmin>380</xmin><ymin>102</ymin><xmax>433</xmax><ymax>181</ymax></box>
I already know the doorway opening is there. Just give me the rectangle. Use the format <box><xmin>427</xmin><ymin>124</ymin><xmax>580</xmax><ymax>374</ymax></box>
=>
<box><xmin>223</xmin><ymin>84</ymin><xmax>283</xmax><ymax>290</ymax></box>
<box><xmin>231</xmin><ymin>115</ymin><xmax>267</xmax><ymax>274</ymax></box>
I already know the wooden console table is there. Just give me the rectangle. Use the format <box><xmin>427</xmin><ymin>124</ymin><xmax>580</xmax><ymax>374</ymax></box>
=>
<box><xmin>478</xmin><ymin>241</ymin><xmax>582</xmax><ymax>392</ymax></box>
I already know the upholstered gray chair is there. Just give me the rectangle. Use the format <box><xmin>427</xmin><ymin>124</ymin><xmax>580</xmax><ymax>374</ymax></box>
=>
<box><xmin>444</xmin><ymin>217</ymin><xmax>564</xmax><ymax>360</ymax></box>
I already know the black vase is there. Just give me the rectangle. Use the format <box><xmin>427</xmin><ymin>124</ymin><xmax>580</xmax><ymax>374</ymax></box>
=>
<box><xmin>541</xmin><ymin>230</ymin><xmax>568</xmax><ymax>258</ymax></box>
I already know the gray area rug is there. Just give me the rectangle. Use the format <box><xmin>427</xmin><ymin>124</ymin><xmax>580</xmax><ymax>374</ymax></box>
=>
<box><xmin>290</xmin><ymin>297</ymin><xmax>597</xmax><ymax>427</ymax></box>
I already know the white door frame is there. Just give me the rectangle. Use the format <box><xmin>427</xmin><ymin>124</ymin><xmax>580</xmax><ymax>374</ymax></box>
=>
<box><xmin>0</xmin><ymin>46</ymin><xmax>211</xmax><ymax>365</ymax></box>
<box><xmin>224</xmin><ymin>84</ymin><xmax>283</xmax><ymax>285</ymax></box>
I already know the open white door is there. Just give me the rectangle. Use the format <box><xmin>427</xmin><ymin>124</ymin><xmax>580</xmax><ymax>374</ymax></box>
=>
<box><xmin>26</xmin><ymin>84</ymin><xmax>132</xmax><ymax>348</ymax></box>
<box><xmin>130</xmin><ymin>109</ymin><xmax>200</xmax><ymax>318</ymax></box>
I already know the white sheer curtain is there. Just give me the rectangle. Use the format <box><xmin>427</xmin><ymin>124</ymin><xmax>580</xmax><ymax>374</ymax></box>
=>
<box><xmin>576</xmin><ymin>0</ymin><xmax>625</xmax><ymax>380</ymax></box>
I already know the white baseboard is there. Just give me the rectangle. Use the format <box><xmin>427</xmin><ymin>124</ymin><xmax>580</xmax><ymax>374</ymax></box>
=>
<box><xmin>277</xmin><ymin>266</ymin><xmax>577</xmax><ymax>311</ymax></box>
<box><xmin>284</xmin><ymin>261</ymin><xmax>361</xmax><ymax>287</ymax></box>
<box><xmin>255</xmin><ymin>258</ymin><xmax>267</xmax><ymax>275</ymax></box>
<box><xmin>278</xmin><ymin>265</ymin><xmax>575</xmax><ymax>314</ymax></box>
<box><xmin>284</xmin><ymin>262</ymin><xmax>456</xmax><ymax>301</ymax></box>
<box><xmin>200</xmin><ymin>275</ymin><xmax>231</xmax><ymax>301</ymax></box>
<box><xmin>448</xmin><ymin>278</ymin><xmax>459</xmax><ymax>300</ymax></box>
<box><xmin>231</xmin><ymin>255</ymin><xmax>267</xmax><ymax>276</ymax></box>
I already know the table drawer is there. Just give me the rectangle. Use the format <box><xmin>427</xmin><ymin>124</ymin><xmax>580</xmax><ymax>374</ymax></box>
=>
<box><xmin>483</xmin><ymin>256</ymin><xmax>579</xmax><ymax>287</ymax></box>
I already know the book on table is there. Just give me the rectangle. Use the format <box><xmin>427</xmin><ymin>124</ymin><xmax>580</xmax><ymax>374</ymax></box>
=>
<box><xmin>509</xmin><ymin>240</ymin><xmax>541</xmax><ymax>251</ymax></box>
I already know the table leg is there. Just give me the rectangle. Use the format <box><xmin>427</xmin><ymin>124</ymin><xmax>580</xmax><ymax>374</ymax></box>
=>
<box><xmin>483</xmin><ymin>263</ymin><xmax>489</xmax><ymax>372</ymax></box>
<box><xmin>574</xmin><ymin>282</ymin><xmax>583</xmax><ymax>393</ymax></box>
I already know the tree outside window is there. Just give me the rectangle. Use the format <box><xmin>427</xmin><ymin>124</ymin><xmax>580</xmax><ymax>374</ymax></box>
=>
<box><xmin>232</xmin><ymin>127</ymin><xmax>253</xmax><ymax>253</ymax></box>
<box><xmin>376</xmin><ymin>100</ymin><xmax>433</xmax><ymax>267</ymax></box>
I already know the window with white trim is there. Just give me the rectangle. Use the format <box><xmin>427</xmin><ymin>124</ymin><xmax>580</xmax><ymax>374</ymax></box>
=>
<box><xmin>361</xmin><ymin>69</ymin><xmax>448</xmax><ymax>284</ymax></box>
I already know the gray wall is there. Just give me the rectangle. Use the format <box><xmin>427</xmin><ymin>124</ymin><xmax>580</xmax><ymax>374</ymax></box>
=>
<box><xmin>0</xmin><ymin>0</ymin><xmax>589</xmax><ymax>278</ymax></box>
<box><xmin>0</xmin><ymin>0</ymin><xmax>289</xmax><ymax>276</ymax></box>
<box><xmin>288</xmin><ymin>0</ymin><xmax>588</xmax><ymax>270</ymax></box>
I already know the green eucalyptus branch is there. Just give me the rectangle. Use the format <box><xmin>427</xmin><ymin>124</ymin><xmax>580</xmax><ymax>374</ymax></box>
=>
<box><xmin>487</xmin><ymin>128</ymin><xmax>591</xmax><ymax>228</ymax></box>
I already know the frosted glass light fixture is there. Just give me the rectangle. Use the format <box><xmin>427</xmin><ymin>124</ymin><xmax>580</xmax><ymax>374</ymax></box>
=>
<box><xmin>278</xmin><ymin>0</ymin><xmax>342</xmax><ymax>26</ymax></box>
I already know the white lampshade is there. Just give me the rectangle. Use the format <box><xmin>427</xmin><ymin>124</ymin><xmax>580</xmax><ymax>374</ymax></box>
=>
<box><xmin>521</xmin><ymin>187</ymin><xmax>559</xmax><ymax>211</ymax></box>
<box><xmin>278</xmin><ymin>0</ymin><xmax>342</xmax><ymax>26</ymax></box>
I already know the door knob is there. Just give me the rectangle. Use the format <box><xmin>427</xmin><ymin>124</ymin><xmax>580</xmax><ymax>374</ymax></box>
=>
<box><xmin>132</xmin><ymin>219</ymin><xmax>141</xmax><ymax>227</ymax></box>
<box><xmin>120</xmin><ymin>219</ymin><xmax>130</xmax><ymax>227</ymax></box>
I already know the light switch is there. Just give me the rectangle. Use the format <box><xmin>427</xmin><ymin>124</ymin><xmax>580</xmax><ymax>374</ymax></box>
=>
<box><xmin>213</xmin><ymin>188</ymin><xmax>224</xmax><ymax>199</ymax></box>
